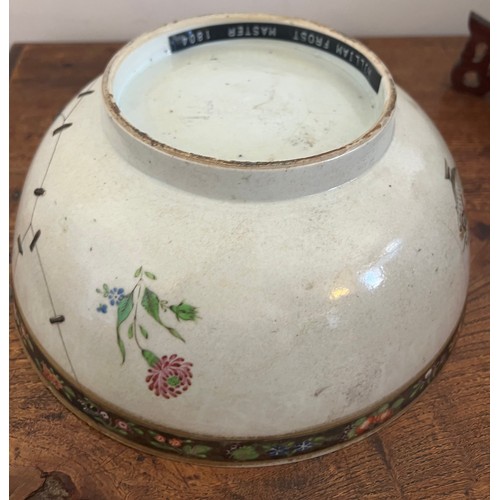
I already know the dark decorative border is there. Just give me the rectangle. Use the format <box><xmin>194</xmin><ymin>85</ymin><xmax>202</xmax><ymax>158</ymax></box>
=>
<box><xmin>13</xmin><ymin>301</ymin><xmax>462</xmax><ymax>464</ymax></box>
<box><xmin>169</xmin><ymin>23</ymin><xmax>382</xmax><ymax>92</ymax></box>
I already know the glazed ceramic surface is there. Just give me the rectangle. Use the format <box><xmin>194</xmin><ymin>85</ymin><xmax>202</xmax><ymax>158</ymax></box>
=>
<box><xmin>12</xmin><ymin>14</ymin><xmax>469</xmax><ymax>465</ymax></box>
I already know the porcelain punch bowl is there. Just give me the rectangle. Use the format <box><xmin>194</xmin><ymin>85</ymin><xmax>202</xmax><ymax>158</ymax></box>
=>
<box><xmin>12</xmin><ymin>14</ymin><xmax>469</xmax><ymax>465</ymax></box>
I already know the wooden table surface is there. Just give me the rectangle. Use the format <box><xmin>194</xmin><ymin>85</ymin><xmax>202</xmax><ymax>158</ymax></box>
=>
<box><xmin>10</xmin><ymin>38</ymin><xmax>489</xmax><ymax>499</ymax></box>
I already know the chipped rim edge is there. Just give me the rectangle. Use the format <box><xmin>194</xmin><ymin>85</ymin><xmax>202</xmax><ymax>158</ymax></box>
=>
<box><xmin>101</xmin><ymin>13</ymin><xmax>397</xmax><ymax>171</ymax></box>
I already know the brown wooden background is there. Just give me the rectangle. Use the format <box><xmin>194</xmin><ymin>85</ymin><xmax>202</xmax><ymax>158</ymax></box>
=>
<box><xmin>10</xmin><ymin>38</ymin><xmax>489</xmax><ymax>499</ymax></box>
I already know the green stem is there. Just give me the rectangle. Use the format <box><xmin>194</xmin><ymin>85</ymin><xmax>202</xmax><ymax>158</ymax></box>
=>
<box><xmin>129</xmin><ymin>278</ymin><xmax>141</xmax><ymax>297</ymax></box>
<box><xmin>133</xmin><ymin>284</ymin><xmax>143</xmax><ymax>350</ymax></box>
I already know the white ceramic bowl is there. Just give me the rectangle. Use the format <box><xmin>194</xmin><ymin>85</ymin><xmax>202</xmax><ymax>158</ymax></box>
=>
<box><xmin>12</xmin><ymin>14</ymin><xmax>469</xmax><ymax>466</ymax></box>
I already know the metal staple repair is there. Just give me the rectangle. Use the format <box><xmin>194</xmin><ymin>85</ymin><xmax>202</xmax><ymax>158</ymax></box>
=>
<box><xmin>78</xmin><ymin>90</ymin><xmax>95</xmax><ymax>97</ymax></box>
<box><xmin>17</xmin><ymin>235</ymin><xmax>23</xmax><ymax>255</ymax></box>
<box><xmin>29</xmin><ymin>230</ymin><xmax>41</xmax><ymax>252</ymax></box>
<box><xmin>49</xmin><ymin>315</ymin><xmax>65</xmax><ymax>324</ymax></box>
<box><xmin>15</xmin><ymin>82</ymin><xmax>96</xmax><ymax>382</ymax></box>
<box><xmin>444</xmin><ymin>159</ymin><xmax>451</xmax><ymax>179</ymax></box>
<box><xmin>52</xmin><ymin>123</ymin><xmax>73</xmax><ymax>136</ymax></box>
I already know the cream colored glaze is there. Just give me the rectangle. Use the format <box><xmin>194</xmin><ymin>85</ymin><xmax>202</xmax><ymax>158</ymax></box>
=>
<box><xmin>12</xmin><ymin>14</ymin><xmax>468</xmax><ymax>443</ymax></box>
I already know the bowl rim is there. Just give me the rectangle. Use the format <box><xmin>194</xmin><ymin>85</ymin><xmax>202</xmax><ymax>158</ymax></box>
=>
<box><xmin>101</xmin><ymin>13</ymin><xmax>397</xmax><ymax>171</ymax></box>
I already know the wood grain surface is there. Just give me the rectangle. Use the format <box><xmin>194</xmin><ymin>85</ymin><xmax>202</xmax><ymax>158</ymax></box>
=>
<box><xmin>10</xmin><ymin>38</ymin><xmax>489</xmax><ymax>499</ymax></box>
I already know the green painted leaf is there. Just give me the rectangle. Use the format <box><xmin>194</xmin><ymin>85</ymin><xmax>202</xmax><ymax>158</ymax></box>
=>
<box><xmin>134</xmin><ymin>266</ymin><xmax>142</xmax><ymax>277</ymax></box>
<box><xmin>117</xmin><ymin>293</ymin><xmax>134</xmax><ymax>327</ymax></box>
<box><xmin>311</xmin><ymin>436</ymin><xmax>326</xmax><ymax>444</ymax></box>
<box><xmin>117</xmin><ymin>334</ymin><xmax>126</xmax><ymax>363</ymax></box>
<box><xmin>116</xmin><ymin>293</ymin><xmax>134</xmax><ymax>328</ymax></box>
<box><xmin>127</xmin><ymin>324</ymin><xmax>134</xmax><ymax>339</ymax></box>
<box><xmin>96</xmin><ymin>288</ymin><xmax>101</xmax><ymax>293</ymax></box>
<box><xmin>347</xmin><ymin>429</ymin><xmax>357</xmax><ymax>440</ymax></box>
<box><xmin>189</xmin><ymin>445</ymin><xmax>212</xmax><ymax>456</ymax></box>
<box><xmin>375</xmin><ymin>403</ymin><xmax>390</xmax><ymax>415</ymax></box>
<box><xmin>409</xmin><ymin>389</ymin><xmax>419</xmax><ymax>400</ymax></box>
<box><xmin>170</xmin><ymin>302</ymin><xmax>199</xmax><ymax>321</ymax></box>
<box><xmin>230</xmin><ymin>446</ymin><xmax>259</xmax><ymax>461</ymax></box>
<box><xmin>34</xmin><ymin>358</ymin><xmax>42</xmax><ymax>371</ymax></box>
<box><xmin>145</xmin><ymin>271</ymin><xmax>156</xmax><ymax>280</ymax></box>
<box><xmin>353</xmin><ymin>417</ymin><xmax>366</xmax><ymax>427</ymax></box>
<box><xmin>63</xmin><ymin>386</ymin><xmax>76</xmax><ymax>399</ymax></box>
<box><xmin>391</xmin><ymin>397</ymin><xmax>405</xmax><ymax>409</ymax></box>
<box><xmin>116</xmin><ymin>293</ymin><xmax>133</xmax><ymax>364</ymax></box>
<box><xmin>142</xmin><ymin>288</ymin><xmax>186</xmax><ymax>341</ymax></box>
<box><xmin>133</xmin><ymin>427</ymin><xmax>144</xmax><ymax>435</ymax></box>
<box><xmin>142</xmin><ymin>349</ymin><xmax>160</xmax><ymax>367</ymax></box>
<box><xmin>167</xmin><ymin>327</ymin><xmax>185</xmax><ymax>343</ymax></box>
<box><xmin>140</xmin><ymin>325</ymin><xmax>149</xmax><ymax>339</ymax></box>
<box><xmin>103</xmin><ymin>283</ymin><xmax>109</xmax><ymax>294</ymax></box>
<box><xmin>141</xmin><ymin>287</ymin><xmax>161</xmax><ymax>323</ymax></box>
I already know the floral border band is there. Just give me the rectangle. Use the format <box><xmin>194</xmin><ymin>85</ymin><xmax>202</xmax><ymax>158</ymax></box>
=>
<box><xmin>13</xmin><ymin>302</ymin><xmax>462</xmax><ymax>464</ymax></box>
